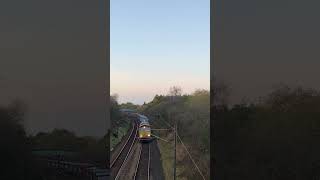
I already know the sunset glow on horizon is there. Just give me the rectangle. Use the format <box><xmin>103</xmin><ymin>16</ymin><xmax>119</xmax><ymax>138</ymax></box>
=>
<box><xmin>111</xmin><ymin>65</ymin><xmax>210</xmax><ymax>104</ymax></box>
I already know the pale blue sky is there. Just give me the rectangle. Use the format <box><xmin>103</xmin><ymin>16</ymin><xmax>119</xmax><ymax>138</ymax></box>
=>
<box><xmin>111</xmin><ymin>0</ymin><xmax>210</xmax><ymax>104</ymax></box>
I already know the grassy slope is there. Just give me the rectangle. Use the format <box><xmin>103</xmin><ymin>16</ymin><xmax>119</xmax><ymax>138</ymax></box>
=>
<box><xmin>110</xmin><ymin>118</ymin><xmax>130</xmax><ymax>151</ymax></box>
<box><xmin>157</xmin><ymin>137</ymin><xmax>173</xmax><ymax>180</ymax></box>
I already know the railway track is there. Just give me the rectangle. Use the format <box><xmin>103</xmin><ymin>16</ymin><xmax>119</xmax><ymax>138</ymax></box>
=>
<box><xmin>111</xmin><ymin>122</ymin><xmax>138</xmax><ymax>179</ymax></box>
<box><xmin>134</xmin><ymin>143</ymin><xmax>151</xmax><ymax>180</ymax></box>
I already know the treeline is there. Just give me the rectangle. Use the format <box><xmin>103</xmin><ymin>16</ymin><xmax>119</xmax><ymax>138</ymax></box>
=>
<box><xmin>110</xmin><ymin>94</ymin><xmax>139</xmax><ymax>134</ymax></box>
<box><xmin>111</xmin><ymin>94</ymin><xmax>125</xmax><ymax>137</ymax></box>
<box><xmin>0</xmin><ymin>100</ymin><xmax>108</xmax><ymax>180</ymax></box>
<box><xmin>140</xmin><ymin>87</ymin><xmax>210</xmax><ymax>180</ymax></box>
<box><xmin>110</xmin><ymin>94</ymin><xmax>133</xmax><ymax>151</ymax></box>
<box><xmin>31</xmin><ymin>129</ymin><xmax>108</xmax><ymax>166</ymax></box>
<box><xmin>111</xmin><ymin>94</ymin><xmax>121</xmax><ymax>124</ymax></box>
<box><xmin>119</xmin><ymin>102</ymin><xmax>140</xmax><ymax>111</ymax></box>
<box><xmin>213</xmin><ymin>83</ymin><xmax>320</xmax><ymax>179</ymax></box>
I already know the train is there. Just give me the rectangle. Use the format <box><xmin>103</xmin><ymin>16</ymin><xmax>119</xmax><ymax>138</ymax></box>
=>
<box><xmin>137</xmin><ymin>114</ymin><xmax>153</xmax><ymax>143</ymax></box>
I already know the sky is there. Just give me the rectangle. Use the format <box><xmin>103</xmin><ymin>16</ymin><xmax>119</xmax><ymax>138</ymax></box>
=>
<box><xmin>214</xmin><ymin>0</ymin><xmax>320</xmax><ymax>104</ymax></box>
<box><xmin>110</xmin><ymin>0</ymin><xmax>210</xmax><ymax>104</ymax></box>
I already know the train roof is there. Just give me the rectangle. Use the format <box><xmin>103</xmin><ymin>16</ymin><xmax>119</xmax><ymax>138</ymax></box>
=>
<box><xmin>139</xmin><ymin>114</ymin><xmax>147</xmax><ymax>118</ymax></box>
<box><xmin>139</xmin><ymin>122</ymin><xmax>150</xmax><ymax>127</ymax></box>
<box><xmin>119</xmin><ymin>109</ymin><xmax>135</xmax><ymax>113</ymax></box>
<box><xmin>138</xmin><ymin>114</ymin><xmax>149</xmax><ymax>121</ymax></box>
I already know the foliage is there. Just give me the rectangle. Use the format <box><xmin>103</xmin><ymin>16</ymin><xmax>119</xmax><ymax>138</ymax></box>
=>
<box><xmin>30</xmin><ymin>128</ymin><xmax>108</xmax><ymax>166</ymax></box>
<box><xmin>141</xmin><ymin>87</ymin><xmax>210</xmax><ymax>180</ymax></box>
<box><xmin>111</xmin><ymin>93</ymin><xmax>123</xmax><ymax>136</ymax></box>
<box><xmin>111</xmin><ymin>93</ymin><xmax>121</xmax><ymax>123</ymax></box>
<box><xmin>110</xmin><ymin>121</ymin><xmax>130</xmax><ymax>150</ymax></box>
<box><xmin>214</xmin><ymin>84</ymin><xmax>320</xmax><ymax>180</ymax></box>
<box><xmin>157</xmin><ymin>139</ymin><xmax>174</xmax><ymax>180</ymax></box>
<box><xmin>110</xmin><ymin>93</ymin><xmax>131</xmax><ymax>152</ymax></box>
<box><xmin>119</xmin><ymin>102</ymin><xmax>140</xmax><ymax>111</ymax></box>
<box><xmin>168</xmin><ymin>86</ymin><xmax>183</xmax><ymax>96</ymax></box>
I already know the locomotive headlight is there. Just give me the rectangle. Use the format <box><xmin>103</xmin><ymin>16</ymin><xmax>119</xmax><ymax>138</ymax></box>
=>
<box><xmin>139</xmin><ymin>135</ymin><xmax>143</xmax><ymax>138</ymax></box>
<box><xmin>147</xmin><ymin>134</ymin><xmax>150</xmax><ymax>137</ymax></box>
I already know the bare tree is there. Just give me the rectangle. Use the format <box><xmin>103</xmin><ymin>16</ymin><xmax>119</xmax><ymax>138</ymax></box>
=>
<box><xmin>169</xmin><ymin>86</ymin><xmax>182</xmax><ymax>96</ymax></box>
<box><xmin>110</xmin><ymin>93</ymin><xmax>121</xmax><ymax>132</ymax></box>
<box><xmin>111</xmin><ymin>93</ymin><xmax>119</xmax><ymax>103</ymax></box>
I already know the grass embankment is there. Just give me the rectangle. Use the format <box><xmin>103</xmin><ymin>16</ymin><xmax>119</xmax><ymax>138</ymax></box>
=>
<box><xmin>157</xmin><ymin>136</ymin><xmax>173</xmax><ymax>180</ymax></box>
<box><xmin>110</xmin><ymin>118</ymin><xmax>130</xmax><ymax>151</ymax></box>
<box><xmin>157</xmin><ymin>132</ymin><xmax>189</xmax><ymax>180</ymax></box>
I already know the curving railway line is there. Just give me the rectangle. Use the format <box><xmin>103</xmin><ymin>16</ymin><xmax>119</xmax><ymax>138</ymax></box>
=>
<box><xmin>111</xmin><ymin>121</ymin><xmax>138</xmax><ymax>180</ymax></box>
<box><xmin>111</xmin><ymin>113</ymin><xmax>161</xmax><ymax>180</ymax></box>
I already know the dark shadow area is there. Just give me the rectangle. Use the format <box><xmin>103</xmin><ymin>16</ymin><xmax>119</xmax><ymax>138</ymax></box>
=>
<box><xmin>213</xmin><ymin>0</ymin><xmax>320</xmax><ymax>179</ymax></box>
<box><xmin>0</xmin><ymin>0</ymin><xmax>109</xmax><ymax>179</ymax></box>
<box><xmin>213</xmin><ymin>83</ymin><xmax>320</xmax><ymax>179</ymax></box>
<box><xmin>0</xmin><ymin>101</ymin><xmax>41</xmax><ymax>179</ymax></box>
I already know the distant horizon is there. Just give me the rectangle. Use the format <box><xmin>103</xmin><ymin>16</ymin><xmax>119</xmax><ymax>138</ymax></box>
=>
<box><xmin>112</xmin><ymin>86</ymin><xmax>210</xmax><ymax>105</ymax></box>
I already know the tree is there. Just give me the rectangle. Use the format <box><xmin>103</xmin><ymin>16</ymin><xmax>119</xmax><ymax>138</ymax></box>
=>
<box><xmin>111</xmin><ymin>93</ymin><xmax>119</xmax><ymax>104</ymax></box>
<box><xmin>169</xmin><ymin>86</ymin><xmax>182</xmax><ymax>96</ymax></box>
<box><xmin>119</xmin><ymin>102</ymin><xmax>139</xmax><ymax>110</ymax></box>
<box><xmin>110</xmin><ymin>93</ymin><xmax>120</xmax><ymax>122</ymax></box>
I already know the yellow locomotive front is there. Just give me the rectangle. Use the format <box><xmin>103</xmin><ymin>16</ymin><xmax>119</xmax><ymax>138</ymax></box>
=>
<box><xmin>138</xmin><ymin>122</ymin><xmax>152</xmax><ymax>142</ymax></box>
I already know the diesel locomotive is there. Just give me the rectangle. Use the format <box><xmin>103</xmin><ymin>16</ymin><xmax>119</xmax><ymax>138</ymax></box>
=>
<box><xmin>137</xmin><ymin>114</ymin><xmax>153</xmax><ymax>142</ymax></box>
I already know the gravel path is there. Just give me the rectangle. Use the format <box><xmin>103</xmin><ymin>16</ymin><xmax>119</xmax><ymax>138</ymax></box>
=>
<box><xmin>150</xmin><ymin>140</ymin><xmax>165</xmax><ymax>180</ymax></box>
